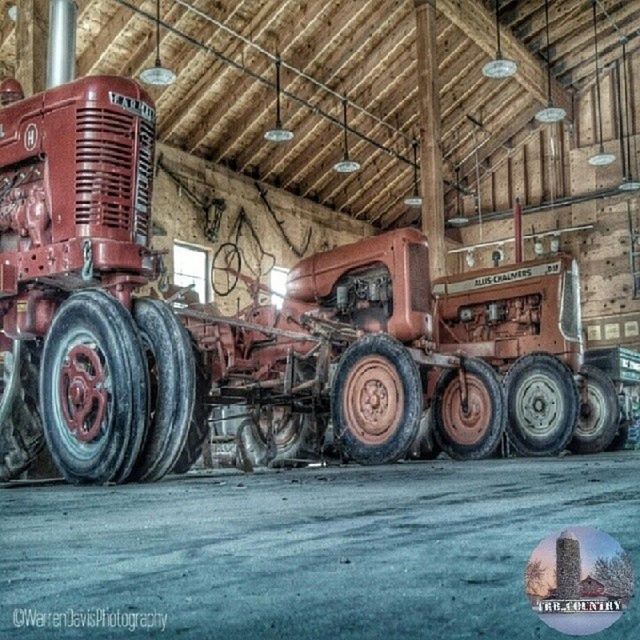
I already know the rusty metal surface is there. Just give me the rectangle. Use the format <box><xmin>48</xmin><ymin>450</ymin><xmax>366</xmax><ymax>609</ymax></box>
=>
<box><xmin>342</xmin><ymin>355</ymin><xmax>403</xmax><ymax>445</ymax></box>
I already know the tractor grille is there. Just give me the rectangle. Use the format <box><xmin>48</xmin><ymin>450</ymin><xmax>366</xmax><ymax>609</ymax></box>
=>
<box><xmin>134</xmin><ymin>119</ymin><xmax>154</xmax><ymax>242</ymax></box>
<box><xmin>408</xmin><ymin>243</ymin><xmax>430</xmax><ymax>312</ymax></box>
<box><xmin>75</xmin><ymin>107</ymin><xmax>152</xmax><ymax>242</ymax></box>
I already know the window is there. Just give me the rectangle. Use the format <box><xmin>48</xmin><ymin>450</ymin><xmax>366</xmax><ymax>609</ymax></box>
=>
<box><xmin>173</xmin><ymin>242</ymin><xmax>210</xmax><ymax>303</ymax></box>
<box><xmin>270</xmin><ymin>266</ymin><xmax>289</xmax><ymax>309</ymax></box>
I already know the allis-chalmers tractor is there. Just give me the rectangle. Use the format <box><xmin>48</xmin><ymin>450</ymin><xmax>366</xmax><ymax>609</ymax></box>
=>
<box><xmin>0</xmin><ymin>73</ymin><xmax>510</xmax><ymax>484</ymax></box>
<box><xmin>432</xmin><ymin>247</ymin><xmax>619</xmax><ymax>457</ymax></box>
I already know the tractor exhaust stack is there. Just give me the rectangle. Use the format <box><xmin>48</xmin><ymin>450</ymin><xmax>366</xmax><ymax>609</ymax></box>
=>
<box><xmin>46</xmin><ymin>0</ymin><xmax>77</xmax><ymax>89</ymax></box>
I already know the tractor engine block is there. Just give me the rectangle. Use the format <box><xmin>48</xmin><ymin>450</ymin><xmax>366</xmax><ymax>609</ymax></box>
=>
<box><xmin>0</xmin><ymin>162</ymin><xmax>50</xmax><ymax>252</ymax></box>
<box><xmin>444</xmin><ymin>294</ymin><xmax>542</xmax><ymax>343</ymax></box>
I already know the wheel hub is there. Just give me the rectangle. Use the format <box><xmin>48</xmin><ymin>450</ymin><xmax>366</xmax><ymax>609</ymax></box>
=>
<box><xmin>343</xmin><ymin>356</ymin><xmax>403</xmax><ymax>444</ymax></box>
<box><xmin>441</xmin><ymin>373</ymin><xmax>491</xmax><ymax>446</ymax></box>
<box><xmin>59</xmin><ymin>344</ymin><xmax>107</xmax><ymax>443</ymax></box>
<box><xmin>575</xmin><ymin>386</ymin><xmax>606</xmax><ymax>437</ymax></box>
<box><xmin>516</xmin><ymin>374</ymin><xmax>563</xmax><ymax>437</ymax></box>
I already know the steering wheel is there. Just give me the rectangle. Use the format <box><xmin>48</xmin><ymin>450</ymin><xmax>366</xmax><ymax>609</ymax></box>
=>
<box><xmin>211</xmin><ymin>242</ymin><xmax>242</xmax><ymax>297</ymax></box>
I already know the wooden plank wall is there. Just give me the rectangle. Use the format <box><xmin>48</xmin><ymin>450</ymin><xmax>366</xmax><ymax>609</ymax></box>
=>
<box><xmin>458</xmin><ymin>50</ymin><xmax>640</xmax><ymax>351</ymax></box>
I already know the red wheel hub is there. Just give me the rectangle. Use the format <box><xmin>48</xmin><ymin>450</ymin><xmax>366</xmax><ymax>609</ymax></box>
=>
<box><xmin>343</xmin><ymin>356</ymin><xmax>403</xmax><ymax>445</ymax></box>
<box><xmin>59</xmin><ymin>344</ymin><xmax>107</xmax><ymax>443</ymax></box>
<box><xmin>441</xmin><ymin>373</ymin><xmax>491</xmax><ymax>446</ymax></box>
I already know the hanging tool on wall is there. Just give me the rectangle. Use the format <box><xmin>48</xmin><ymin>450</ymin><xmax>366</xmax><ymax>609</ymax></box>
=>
<box><xmin>254</xmin><ymin>182</ymin><xmax>312</xmax><ymax>259</ymax></box>
<box><xmin>157</xmin><ymin>156</ymin><xmax>226</xmax><ymax>242</ymax></box>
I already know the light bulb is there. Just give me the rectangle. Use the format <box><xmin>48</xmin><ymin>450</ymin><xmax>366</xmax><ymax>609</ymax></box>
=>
<box><xmin>140</xmin><ymin>62</ymin><xmax>176</xmax><ymax>86</ymax></box>
<box><xmin>334</xmin><ymin>159</ymin><xmax>360</xmax><ymax>174</ymax></box>
<box><xmin>264</xmin><ymin>128</ymin><xmax>294</xmax><ymax>142</ymax></box>
<box><xmin>482</xmin><ymin>58</ymin><xmax>517</xmax><ymax>79</ymax></box>
<box><xmin>535</xmin><ymin>106</ymin><xmax>566</xmax><ymax>124</ymax></box>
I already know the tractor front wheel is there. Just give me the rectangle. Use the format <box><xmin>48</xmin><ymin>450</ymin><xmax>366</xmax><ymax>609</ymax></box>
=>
<box><xmin>331</xmin><ymin>335</ymin><xmax>422</xmax><ymax>465</ymax></box>
<box><xmin>40</xmin><ymin>290</ymin><xmax>148</xmax><ymax>484</ymax></box>
<box><xmin>432</xmin><ymin>358</ymin><xmax>506</xmax><ymax>460</ymax></box>
<box><xmin>504</xmin><ymin>352</ymin><xmax>578</xmax><ymax>457</ymax></box>
<box><xmin>569</xmin><ymin>366</ymin><xmax>620</xmax><ymax>454</ymax></box>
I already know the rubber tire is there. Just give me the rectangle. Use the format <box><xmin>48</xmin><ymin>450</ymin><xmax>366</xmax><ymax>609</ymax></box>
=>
<box><xmin>40</xmin><ymin>290</ymin><xmax>148</xmax><ymax>484</ymax></box>
<box><xmin>433</xmin><ymin>358</ymin><xmax>506</xmax><ymax>460</ymax></box>
<box><xmin>241</xmin><ymin>412</ymin><xmax>328</xmax><ymax>468</ymax></box>
<box><xmin>171</xmin><ymin>347</ymin><xmax>210</xmax><ymax>474</ymax></box>
<box><xmin>569</xmin><ymin>366</ymin><xmax>620</xmax><ymax>454</ymax></box>
<box><xmin>607</xmin><ymin>422</ymin><xmax>629</xmax><ymax>451</ymax></box>
<box><xmin>0</xmin><ymin>344</ymin><xmax>44</xmax><ymax>481</ymax></box>
<box><xmin>129</xmin><ymin>298</ymin><xmax>196</xmax><ymax>481</ymax></box>
<box><xmin>406</xmin><ymin>408</ymin><xmax>441</xmax><ymax>460</ymax></box>
<box><xmin>504</xmin><ymin>352</ymin><xmax>579</xmax><ymax>457</ymax></box>
<box><xmin>331</xmin><ymin>334</ymin><xmax>422</xmax><ymax>465</ymax></box>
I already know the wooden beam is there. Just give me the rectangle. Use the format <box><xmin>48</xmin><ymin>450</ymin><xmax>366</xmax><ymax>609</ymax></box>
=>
<box><xmin>15</xmin><ymin>0</ymin><xmax>48</xmax><ymax>95</ymax></box>
<box><xmin>435</xmin><ymin>0</ymin><xmax>573</xmax><ymax>117</ymax></box>
<box><xmin>157</xmin><ymin>0</ymin><xmax>287</xmax><ymax>141</ymax></box>
<box><xmin>415</xmin><ymin>0</ymin><xmax>446</xmax><ymax>279</ymax></box>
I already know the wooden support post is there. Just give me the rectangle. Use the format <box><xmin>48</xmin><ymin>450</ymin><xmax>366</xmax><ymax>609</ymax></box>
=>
<box><xmin>15</xmin><ymin>0</ymin><xmax>49</xmax><ymax>95</ymax></box>
<box><xmin>415</xmin><ymin>0</ymin><xmax>446</xmax><ymax>279</ymax></box>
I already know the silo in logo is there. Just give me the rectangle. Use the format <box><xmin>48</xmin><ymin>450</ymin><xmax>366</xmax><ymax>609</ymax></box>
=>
<box><xmin>525</xmin><ymin>526</ymin><xmax>634</xmax><ymax>636</ymax></box>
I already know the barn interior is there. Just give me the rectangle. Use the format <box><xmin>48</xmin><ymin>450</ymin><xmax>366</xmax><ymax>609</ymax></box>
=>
<box><xmin>1</xmin><ymin>1</ymin><xmax>640</xmax><ymax>638</ymax></box>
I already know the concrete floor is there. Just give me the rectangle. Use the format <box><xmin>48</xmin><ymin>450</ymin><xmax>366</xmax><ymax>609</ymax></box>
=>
<box><xmin>1</xmin><ymin>453</ymin><xmax>639</xmax><ymax>639</ymax></box>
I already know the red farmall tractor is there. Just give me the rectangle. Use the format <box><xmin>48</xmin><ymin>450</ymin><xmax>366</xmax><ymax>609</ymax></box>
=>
<box><xmin>0</xmin><ymin>74</ymin><xmax>509</xmax><ymax>484</ymax></box>
<box><xmin>432</xmin><ymin>250</ymin><xmax>620</xmax><ymax>457</ymax></box>
<box><xmin>0</xmin><ymin>75</ymin><xmax>199</xmax><ymax>484</ymax></box>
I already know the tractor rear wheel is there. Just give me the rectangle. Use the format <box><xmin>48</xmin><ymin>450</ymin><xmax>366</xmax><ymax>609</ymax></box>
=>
<box><xmin>40</xmin><ymin>290</ymin><xmax>148</xmax><ymax>484</ymax></box>
<box><xmin>129</xmin><ymin>298</ymin><xmax>196</xmax><ymax>481</ymax></box>
<box><xmin>569</xmin><ymin>366</ymin><xmax>619</xmax><ymax>454</ymax></box>
<box><xmin>0</xmin><ymin>343</ymin><xmax>44</xmax><ymax>481</ymax></box>
<box><xmin>504</xmin><ymin>353</ymin><xmax>578</xmax><ymax>457</ymax></box>
<box><xmin>331</xmin><ymin>334</ymin><xmax>422</xmax><ymax>465</ymax></box>
<box><xmin>433</xmin><ymin>358</ymin><xmax>506</xmax><ymax>460</ymax></box>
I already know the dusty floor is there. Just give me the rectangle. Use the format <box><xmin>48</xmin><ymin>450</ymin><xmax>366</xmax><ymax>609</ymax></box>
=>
<box><xmin>1</xmin><ymin>453</ymin><xmax>639</xmax><ymax>639</ymax></box>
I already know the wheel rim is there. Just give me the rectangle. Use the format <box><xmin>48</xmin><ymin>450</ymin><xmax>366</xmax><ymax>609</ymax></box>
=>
<box><xmin>53</xmin><ymin>328</ymin><xmax>112</xmax><ymax>456</ymax></box>
<box><xmin>515</xmin><ymin>372</ymin><xmax>564</xmax><ymax>438</ymax></box>
<box><xmin>343</xmin><ymin>355</ymin><xmax>403</xmax><ymax>445</ymax></box>
<box><xmin>575</xmin><ymin>383</ymin><xmax>607</xmax><ymax>438</ymax></box>
<box><xmin>441</xmin><ymin>373</ymin><xmax>491</xmax><ymax>446</ymax></box>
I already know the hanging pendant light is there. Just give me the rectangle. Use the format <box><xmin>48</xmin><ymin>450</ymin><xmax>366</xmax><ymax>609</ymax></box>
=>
<box><xmin>588</xmin><ymin>1</ymin><xmax>615</xmax><ymax>167</ymax></box>
<box><xmin>619</xmin><ymin>40</ymin><xmax>640</xmax><ymax>191</ymax></box>
<box><xmin>140</xmin><ymin>0</ymin><xmax>176</xmax><ymax>86</ymax></box>
<box><xmin>536</xmin><ymin>0</ymin><xmax>566</xmax><ymax>123</ymax></box>
<box><xmin>448</xmin><ymin>167</ymin><xmax>470</xmax><ymax>226</ymax></box>
<box><xmin>482</xmin><ymin>0</ymin><xmax>518</xmax><ymax>79</ymax></box>
<box><xmin>334</xmin><ymin>97</ymin><xmax>360</xmax><ymax>174</ymax></box>
<box><xmin>404</xmin><ymin>139</ymin><xmax>423</xmax><ymax>207</ymax></box>
<box><xmin>264</xmin><ymin>57</ymin><xmax>294</xmax><ymax>142</ymax></box>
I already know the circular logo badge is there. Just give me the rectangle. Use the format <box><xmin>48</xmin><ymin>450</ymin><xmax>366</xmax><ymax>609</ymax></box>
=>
<box><xmin>525</xmin><ymin>526</ymin><xmax>634</xmax><ymax>636</ymax></box>
<box><xmin>23</xmin><ymin>123</ymin><xmax>38</xmax><ymax>151</ymax></box>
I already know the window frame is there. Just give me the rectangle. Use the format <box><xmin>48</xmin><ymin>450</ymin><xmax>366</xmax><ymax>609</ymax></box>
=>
<box><xmin>172</xmin><ymin>240</ymin><xmax>211</xmax><ymax>304</ymax></box>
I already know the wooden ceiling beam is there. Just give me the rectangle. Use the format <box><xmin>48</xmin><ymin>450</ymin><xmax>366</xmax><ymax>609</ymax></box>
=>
<box><xmin>76</xmin><ymin>2</ymin><xmax>138</xmax><ymax>77</ymax></box>
<box><xmin>182</xmin><ymin>0</ymin><xmax>333</xmax><ymax>152</ymax></box>
<box><xmin>315</xmin><ymin>93</ymin><xmax>420</xmax><ymax>212</ymax></box>
<box><xmin>243</xmin><ymin>3</ymin><xmax>414</xmax><ymax>183</ymax></box>
<box><xmin>435</xmin><ymin>0</ymin><xmax>573</xmax><ymax>116</ymax></box>
<box><xmin>557</xmin><ymin>12</ymin><xmax>640</xmax><ymax>88</ymax></box>
<box><xmin>274</xmin><ymin>17</ymin><xmax>450</xmax><ymax>195</ymax></box>
<box><xmin>157</xmin><ymin>0</ymin><xmax>289</xmax><ymax>141</ymax></box>
<box><xmin>117</xmin><ymin>0</ymin><xmax>188</xmax><ymax>79</ymax></box>
<box><xmin>208</xmin><ymin>0</ymin><xmax>384</xmax><ymax>167</ymax></box>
